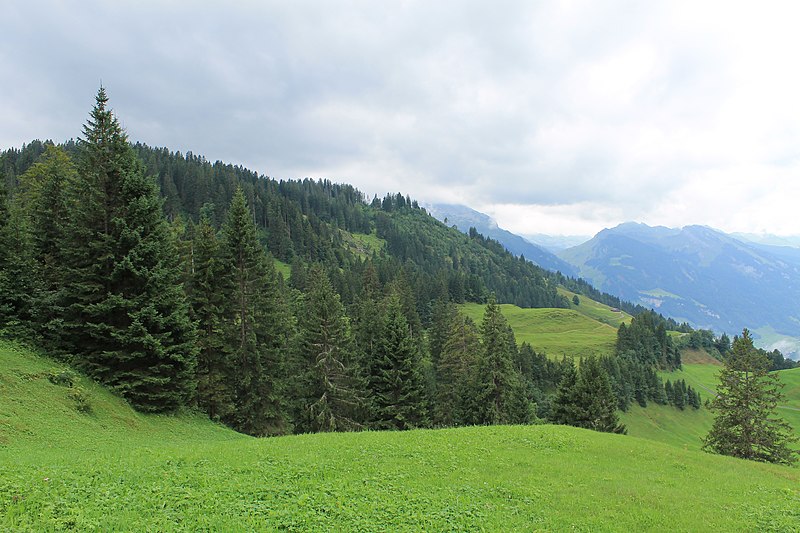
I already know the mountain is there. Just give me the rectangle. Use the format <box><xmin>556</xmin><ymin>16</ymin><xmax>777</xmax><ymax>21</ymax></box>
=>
<box><xmin>559</xmin><ymin>222</ymin><xmax>800</xmax><ymax>357</ymax></box>
<box><xmin>732</xmin><ymin>232</ymin><xmax>800</xmax><ymax>248</ymax></box>
<box><xmin>427</xmin><ymin>203</ymin><xmax>578</xmax><ymax>276</ymax></box>
<box><xmin>521</xmin><ymin>233</ymin><xmax>591</xmax><ymax>253</ymax></box>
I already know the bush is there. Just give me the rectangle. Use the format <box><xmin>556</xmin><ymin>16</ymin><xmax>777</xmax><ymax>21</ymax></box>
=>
<box><xmin>47</xmin><ymin>368</ymin><xmax>77</xmax><ymax>387</ymax></box>
<box><xmin>69</xmin><ymin>387</ymin><xmax>92</xmax><ymax>414</ymax></box>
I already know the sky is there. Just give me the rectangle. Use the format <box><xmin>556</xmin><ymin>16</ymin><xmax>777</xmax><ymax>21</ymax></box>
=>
<box><xmin>3</xmin><ymin>0</ymin><xmax>800</xmax><ymax>238</ymax></box>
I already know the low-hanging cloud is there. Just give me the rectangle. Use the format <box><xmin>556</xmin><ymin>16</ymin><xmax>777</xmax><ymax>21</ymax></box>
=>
<box><xmin>3</xmin><ymin>1</ymin><xmax>800</xmax><ymax>237</ymax></box>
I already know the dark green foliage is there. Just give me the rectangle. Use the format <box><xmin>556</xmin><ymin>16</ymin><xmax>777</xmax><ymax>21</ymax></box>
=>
<box><xmin>293</xmin><ymin>264</ymin><xmax>364</xmax><ymax>432</ymax></box>
<box><xmin>369</xmin><ymin>293</ymin><xmax>428</xmax><ymax>430</ymax></box>
<box><xmin>616</xmin><ymin>311</ymin><xmax>681</xmax><ymax>370</ymax></box>
<box><xmin>188</xmin><ymin>214</ymin><xmax>232</xmax><ymax>420</ymax></box>
<box><xmin>473</xmin><ymin>298</ymin><xmax>530</xmax><ymax>425</ymax></box>
<box><xmin>703</xmin><ymin>329</ymin><xmax>798</xmax><ymax>465</ymax></box>
<box><xmin>14</xmin><ymin>145</ymin><xmax>78</xmax><ymax>347</ymax></box>
<box><xmin>572</xmin><ymin>295</ymin><xmax>580</xmax><ymax>306</ymax></box>
<box><xmin>47</xmin><ymin>368</ymin><xmax>78</xmax><ymax>387</ymax></box>
<box><xmin>57</xmin><ymin>88</ymin><xmax>197</xmax><ymax>413</ymax></box>
<box><xmin>433</xmin><ymin>311</ymin><xmax>480</xmax><ymax>427</ymax></box>
<box><xmin>552</xmin><ymin>357</ymin><xmax>626</xmax><ymax>434</ymax></box>
<box><xmin>218</xmin><ymin>187</ymin><xmax>289</xmax><ymax>436</ymax></box>
<box><xmin>0</xmin><ymin>202</ymin><xmax>39</xmax><ymax>339</ymax></box>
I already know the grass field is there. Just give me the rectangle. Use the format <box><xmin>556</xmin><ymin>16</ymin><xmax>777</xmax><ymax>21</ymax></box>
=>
<box><xmin>621</xmin><ymin>362</ymin><xmax>800</xmax><ymax>451</ymax></box>
<box><xmin>274</xmin><ymin>258</ymin><xmax>291</xmax><ymax>279</ymax></box>
<box><xmin>557</xmin><ymin>287</ymin><xmax>633</xmax><ymax>328</ymax></box>
<box><xmin>348</xmin><ymin>231</ymin><xmax>386</xmax><ymax>258</ymax></box>
<box><xmin>3</xmin><ymin>341</ymin><xmax>800</xmax><ymax>531</ymax></box>
<box><xmin>460</xmin><ymin>302</ymin><xmax>619</xmax><ymax>359</ymax></box>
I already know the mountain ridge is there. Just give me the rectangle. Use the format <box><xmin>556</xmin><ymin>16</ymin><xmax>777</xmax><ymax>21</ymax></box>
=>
<box><xmin>558</xmin><ymin>222</ymin><xmax>800</xmax><ymax>357</ymax></box>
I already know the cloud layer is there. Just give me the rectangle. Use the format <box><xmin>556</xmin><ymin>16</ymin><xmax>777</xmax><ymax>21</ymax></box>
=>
<box><xmin>4</xmin><ymin>1</ymin><xmax>800</xmax><ymax>236</ymax></box>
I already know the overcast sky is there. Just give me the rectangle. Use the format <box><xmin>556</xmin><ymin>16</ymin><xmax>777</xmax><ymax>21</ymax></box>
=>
<box><xmin>3</xmin><ymin>1</ymin><xmax>800</xmax><ymax>237</ymax></box>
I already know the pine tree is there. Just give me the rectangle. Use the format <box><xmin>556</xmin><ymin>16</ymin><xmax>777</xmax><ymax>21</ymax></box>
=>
<box><xmin>434</xmin><ymin>313</ymin><xmax>480</xmax><ymax>426</ymax></box>
<box><xmin>0</xmin><ymin>201</ymin><xmax>40</xmax><ymax>338</ymax></box>
<box><xmin>218</xmin><ymin>187</ymin><xmax>290</xmax><ymax>435</ymax></box>
<box><xmin>552</xmin><ymin>357</ymin><xmax>625</xmax><ymax>434</ymax></box>
<box><xmin>551</xmin><ymin>359</ymin><xmax>580</xmax><ymax>425</ymax></box>
<box><xmin>673</xmin><ymin>379</ymin><xmax>686</xmax><ymax>410</ymax></box>
<box><xmin>188</xmin><ymin>214</ymin><xmax>232</xmax><ymax>420</ymax></box>
<box><xmin>703</xmin><ymin>329</ymin><xmax>797</xmax><ymax>465</ymax></box>
<box><xmin>15</xmin><ymin>145</ymin><xmax>78</xmax><ymax>347</ymax></box>
<box><xmin>370</xmin><ymin>293</ymin><xmax>428</xmax><ymax>430</ymax></box>
<box><xmin>58</xmin><ymin>88</ymin><xmax>197</xmax><ymax>411</ymax></box>
<box><xmin>473</xmin><ymin>297</ymin><xmax>524</xmax><ymax>425</ymax></box>
<box><xmin>294</xmin><ymin>264</ymin><xmax>363</xmax><ymax>432</ymax></box>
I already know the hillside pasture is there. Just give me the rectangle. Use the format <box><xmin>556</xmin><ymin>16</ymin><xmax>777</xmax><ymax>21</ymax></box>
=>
<box><xmin>459</xmin><ymin>303</ymin><xmax>619</xmax><ymax>359</ymax></box>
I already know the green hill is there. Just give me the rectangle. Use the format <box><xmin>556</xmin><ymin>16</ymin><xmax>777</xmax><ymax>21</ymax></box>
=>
<box><xmin>459</xmin><ymin>301</ymin><xmax>621</xmax><ymax>359</ymax></box>
<box><xmin>2</xmin><ymin>341</ymin><xmax>799</xmax><ymax>531</ymax></box>
<box><xmin>558</xmin><ymin>286</ymin><xmax>633</xmax><ymax>328</ymax></box>
<box><xmin>622</xmin><ymin>360</ymin><xmax>800</xmax><ymax>450</ymax></box>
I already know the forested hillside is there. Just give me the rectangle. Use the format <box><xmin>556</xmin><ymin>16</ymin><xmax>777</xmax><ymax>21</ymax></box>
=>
<box><xmin>2</xmin><ymin>88</ymin><xmax>784</xmax><ymax>441</ymax></box>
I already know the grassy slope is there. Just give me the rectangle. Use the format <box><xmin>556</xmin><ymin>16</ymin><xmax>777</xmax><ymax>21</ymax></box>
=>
<box><xmin>557</xmin><ymin>286</ymin><xmax>633</xmax><ymax>328</ymax></box>
<box><xmin>274</xmin><ymin>258</ymin><xmax>291</xmax><ymax>279</ymax></box>
<box><xmin>624</xmin><ymin>356</ymin><xmax>800</xmax><ymax>451</ymax></box>
<box><xmin>3</xmin><ymin>341</ymin><xmax>800</xmax><ymax>531</ymax></box>
<box><xmin>460</xmin><ymin>302</ymin><xmax>620</xmax><ymax>359</ymax></box>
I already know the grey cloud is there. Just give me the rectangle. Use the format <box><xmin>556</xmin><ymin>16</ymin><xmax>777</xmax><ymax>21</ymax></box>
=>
<box><xmin>3</xmin><ymin>1</ymin><xmax>800</xmax><ymax>235</ymax></box>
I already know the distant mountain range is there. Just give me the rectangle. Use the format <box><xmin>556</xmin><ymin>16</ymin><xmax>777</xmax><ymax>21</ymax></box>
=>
<box><xmin>558</xmin><ymin>222</ymin><xmax>800</xmax><ymax>358</ymax></box>
<box><xmin>427</xmin><ymin>203</ymin><xmax>800</xmax><ymax>358</ymax></box>
<box><xmin>427</xmin><ymin>204</ymin><xmax>578</xmax><ymax>276</ymax></box>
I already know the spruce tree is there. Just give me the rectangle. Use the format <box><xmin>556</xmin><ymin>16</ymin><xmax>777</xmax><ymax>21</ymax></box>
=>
<box><xmin>370</xmin><ymin>293</ymin><xmax>428</xmax><ymax>430</ymax></box>
<box><xmin>293</xmin><ymin>264</ymin><xmax>363</xmax><ymax>432</ymax></box>
<box><xmin>434</xmin><ymin>313</ymin><xmax>480</xmax><ymax>427</ymax></box>
<box><xmin>551</xmin><ymin>359</ymin><xmax>580</xmax><ymax>425</ymax></box>
<box><xmin>0</xmin><ymin>201</ymin><xmax>40</xmax><ymax>339</ymax></box>
<box><xmin>218</xmin><ymin>187</ymin><xmax>290</xmax><ymax>436</ymax></box>
<box><xmin>474</xmin><ymin>297</ymin><xmax>523</xmax><ymax>425</ymax></box>
<box><xmin>59</xmin><ymin>88</ymin><xmax>197</xmax><ymax>411</ymax></box>
<box><xmin>552</xmin><ymin>357</ymin><xmax>625</xmax><ymax>434</ymax></box>
<box><xmin>703</xmin><ymin>329</ymin><xmax>797</xmax><ymax>465</ymax></box>
<box><xmin>14</xmin><ymin>145</ymin><xmax>77</xmax><ymax>346</ymax></box>
<box><xmin>188</xmin><ymin>214</ymin><xmax>232</xmax><ymax>420</ymax></box>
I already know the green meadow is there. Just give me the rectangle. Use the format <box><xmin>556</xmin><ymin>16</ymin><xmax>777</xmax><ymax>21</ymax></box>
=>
<box><xmin>459</xmin><ymin>302</ymin><xmax>620</xmax><ymax>359</ymax></box>
<box><xmin>3</xmin><ymin>340</ymin><xmax>799</xmax><ymax>531</ymax></box>
<box><xmin>557</xmin><ymin>287</ymin><xmax>633</xmax><ymax>328</ymax></box>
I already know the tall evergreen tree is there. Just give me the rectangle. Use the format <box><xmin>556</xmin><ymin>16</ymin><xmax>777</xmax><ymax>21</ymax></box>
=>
<box><xmin>293</xmin><ymin>264</ymin><xmax>363</xmax><ymax>432</ymax></box>
<box><xmin>0</xmin><ymin>201</ymin><xmax>39</xmax><ymax>338</ymax></box>
<box><xmin>473</xmin><ymin>297</ymin><xmax>525</xmax><ymax>425</ymax></box>
<box><xmin>58</xmin><ymin>88</ymin><xmax>197</xmax><ymax>411</ymax></box>
<box><xmin>434</xmin><ymin>313</ymin><xmax>480</xmax><ymax>427</ymax></box>
<box><xmin>551</xmin><ymin>359</ymin><xmax>580</xmax><ymax>426</ymax></box>
<box><xmin>370</xmin><ymin>293</ymin><xmax>428</xmax><ymax>430</ymax></box>
<box><xmin>188</xmin><ymin>214</ymin><xmax>232</xmax><ymax>420</ymax></box>
<box><xmin>14</xmin><ymin>145</ymin><xmax>77</xmax><ymax>345</ymax></box>
<box><xmin>703</xmin><ymin>329</ymin><xmax>797</xmax><ymax>465</ymax></box>
<box><xmin>218</xmin><ymin>187</ymin><xmax>290</xmax><ymax>436</ymax></box>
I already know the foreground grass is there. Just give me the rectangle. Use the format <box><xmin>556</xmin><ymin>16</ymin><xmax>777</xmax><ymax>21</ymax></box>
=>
<box><xmin>2</xmin><ymin>341</ymin><xmax>800</xmax><ymax>531</ymax></box>
<box><xmin>460</xmin><ymin>303</ymin><xmax>619</xmax><ymax>359</ymax></box>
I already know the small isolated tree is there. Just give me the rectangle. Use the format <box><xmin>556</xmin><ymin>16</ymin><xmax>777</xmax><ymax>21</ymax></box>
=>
<box><xmin>703</xmin><ymin>329</ymin><xmax>798</xmax><ymax>465</ymax></box>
